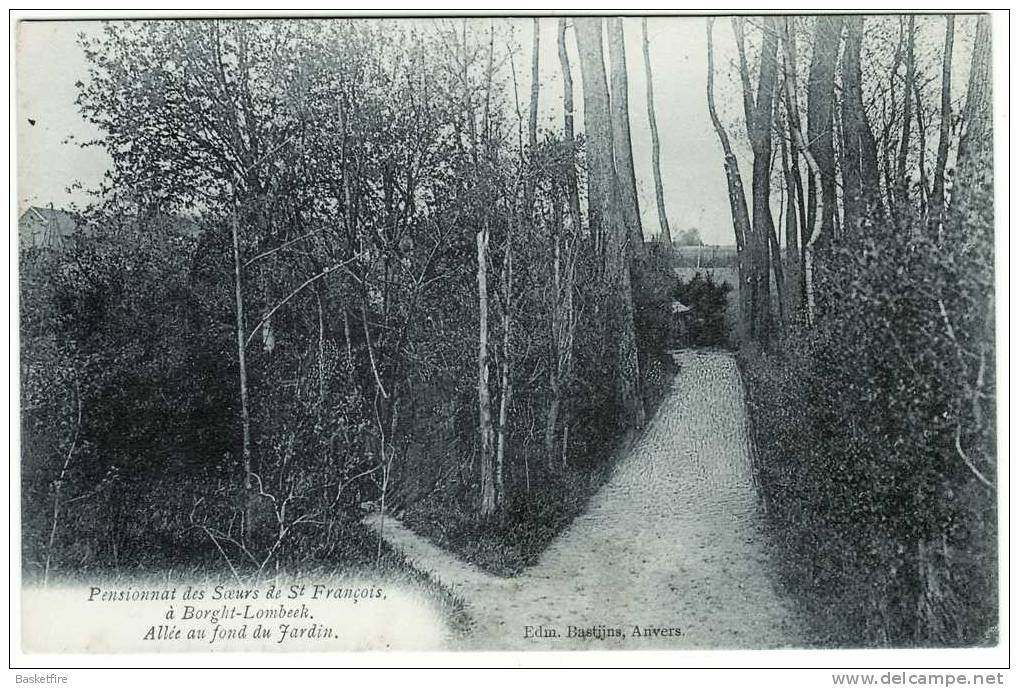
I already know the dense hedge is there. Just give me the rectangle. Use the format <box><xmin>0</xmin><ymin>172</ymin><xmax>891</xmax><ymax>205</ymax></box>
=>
<box><xmin>742</xmin><ymin>196</ymin><xmax>996</xmax><ymax>646</ymax></box>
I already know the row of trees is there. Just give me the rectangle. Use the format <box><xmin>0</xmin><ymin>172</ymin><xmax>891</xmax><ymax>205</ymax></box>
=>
<box><xmin>712</xmin><ymin>15</ymin><xmax>996</xmax><ymax>645</ymax></box>
<box><xmin>22</xmin><ymin>17</ymin><xmax>680</xmax><ymax>577</ymax></box>
<box><xmin>707</xmin><ymin>16</ymin><xmax>991</xmax><ymax>341</ymax></box>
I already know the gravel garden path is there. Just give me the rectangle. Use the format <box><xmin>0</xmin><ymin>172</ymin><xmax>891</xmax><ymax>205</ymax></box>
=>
<box><xmin>367</xmin><ymin>350</ymin><xmax>805</xmax><ymax>650</ymax></box>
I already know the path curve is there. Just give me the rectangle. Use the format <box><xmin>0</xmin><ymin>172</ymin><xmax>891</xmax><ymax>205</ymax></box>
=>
<box><xmin>368</xmin><ymin>350</ymin><xmax>804</xmax><ymax>650</ymax></box>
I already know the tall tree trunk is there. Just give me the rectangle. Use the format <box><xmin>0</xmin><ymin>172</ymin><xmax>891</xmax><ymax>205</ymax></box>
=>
<box><xmin>495</xmin><ymin>233</ymin><xmax>512</xmax><ymax>508</ymax></box>
<box><xmin>575</xmin><ymin>16</ymin><xmax>645</xmax><ymax>429</ymax></box>
<box><xmin>477</xmin><ymin>222</ymin><xmax>495</xmax><ymax>517</ymax></box>
<box><xmin>734</xmin><ymin>16</ymin><xmax>782</xmax><ymax>340</ymax></box>
<box><xmin>546</xmin><ymin>198</ymin><xmax>578</xmax><ymax>471</ymax></box>
<box><xmin>804</xmin><ymin>15</ymin><xmax>843</xmax><ymax>320</ymax></box>
<box><xmin>915</xmin><ymin>80</ymin><xmax>931</xmax><ymax>222</ymax></box>
<box><xmin>841</xmin><ymin>16</ymin><xmax>886</xmax><ymax>237</ymax></box>
<box><xmin>878</xmin><ymin>20</ymin><xmax>905</xmax><ymax>216</ymax></box>
<box><xmin>953</xmin><ymin>15</ymin><xmax>992</xmax><ymax>225</ymax></box>
<box><xmin>780</xmin><ymin>108</ymin><xmax>801</xmax><ymax>315</ymax></box>
<box><xmin>558</xmin><ymin>19</ymin><xmax>583</xmax><ymax>236</ymax></box>
<box><xmin>575</xmin><ymin>17</ymin><xmax>615</xmax><ymax>256</ymax></box>
<box><xmin>953</xmin><ymin>16</ymin><xmax>995</xmax><ymax>434</ymax></box>
<box><xmin>957</xmin><ymin>16</ymin><xmax>990</xmax><ymax>197</ymax></box>
<box><xmin>840</xmin><ymin>17</ymin><xmax>865</xmax><ymax>238</ymax></box>
<box><xmin>523</xmin><ymin>18</ymin><xmax>541</xmax><ymax>213</ymax></box>
<box><xmin>607</xmin><ymin>17</ymin><xmax>646</xmax><ymax>262</ymax></box>
<box><xmin>807</xmin><ymin>16</ymin><xmax>843</xmax><ymax>242</ymax></box>
<box><xmin>781</xmin><ymin>18</ymin><xmax>808</xmax><ymax>306</ymax></box>
<box><xmin>528</xmin><ymin>19</ymin><xmax>540</xmax><ymax>151</ymax></box>
<box><xmin>930</xmin><ymin>15</ymin><xmax>955</xmax><ymax>235</ymax></box>
<box><xmin>229</xmin><ymin>198</ymin><xmax>252</xmax><ymax>493</ymax></box>
<box><xmin>546</xmin><ymin>204</ymin><xmax>564</xmax><ymax>471</ymax></box>
<box><xmin>496</xmin><ymin>20</ymin><xmax>540</xmax><ymax>501</ymax></box>
<box><xmin>477</xmin><ymin>26</ymin><xmax>497</xmax><ymax>519</ymax></box>
<box><xmin>706</xmin><ymin>17</ymin><xmax>753</xmax><ymax>336</ymax></box>
<box><xmin>548</xmin><ymin>21</ymin><xmax>581</xmax><ymax>466</ymax></box>
<box><xmin>758</xmin><ymin>19</ymin><xmax>784</xmax><ymax>334</ymax></box>
<box><xmin>766</xmin><ymin>205</ymin><xmax>786</xmax><ymax>334</ymax></box>
<box><xmin>955</xmin><ymin>14</ymin><xmax>995</xmax><ymax>437</ymax></box>
<box><xmin>641</xmin><ymin>18</ymin><xmax>672</xmax><ymax>245</ymax></box>
<box><xmin>895</xmin><ymin>15</ymin><xmax>917</xmax><ymax>216</ymax></box>
<box><xmin>783</xmin><ymin>19</ymin><xmax>828</xmax><ymax>325</ymax></box>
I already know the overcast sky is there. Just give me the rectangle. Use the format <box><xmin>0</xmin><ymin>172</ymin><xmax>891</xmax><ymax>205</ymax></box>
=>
<box><xmin>14</xmin><ymin>16</ymin><xmax>974</xmax><ymax>246</ymax></box>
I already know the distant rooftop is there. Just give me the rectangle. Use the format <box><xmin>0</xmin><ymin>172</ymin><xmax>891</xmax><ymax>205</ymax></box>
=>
<box><xmin>18</xmin><ymin>206</ymin><xmax>202</xmax><ymax>251</ymax></box>
<box><xmin>18</xmin><ymin>206</ymin><xmax>83</xmax><ymax>250</ymax></box>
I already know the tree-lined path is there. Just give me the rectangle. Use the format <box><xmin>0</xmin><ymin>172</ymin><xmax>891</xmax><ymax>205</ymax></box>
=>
<box><xmin>369</xmin><ymin>350</ymin><xmax>805</xmax><ymax>650</ymax></box>
<box><xmin>22</xmin><ymin>15</ymin><xmax>993</xmax><ymax>648</ymax></box>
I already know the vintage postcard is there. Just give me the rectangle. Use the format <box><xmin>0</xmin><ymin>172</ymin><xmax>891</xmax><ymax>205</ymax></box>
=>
<box><xmin>12</xmin><ymin>11</ymin><xmax>1003</xmax><ymax>663</ymax></box>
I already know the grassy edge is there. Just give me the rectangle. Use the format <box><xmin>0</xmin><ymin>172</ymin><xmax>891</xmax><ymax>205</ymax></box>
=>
<box><xmin>736</xmin><ymin>350</ymin><xmax>839</xmax><ymax>649</ymax></box>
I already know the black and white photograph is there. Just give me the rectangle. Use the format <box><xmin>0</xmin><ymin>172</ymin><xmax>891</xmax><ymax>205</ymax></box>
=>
<box><xmin>12</xmin><ymin>10</ymin><xmax>1004</xmax><ymax>665</ymax></box>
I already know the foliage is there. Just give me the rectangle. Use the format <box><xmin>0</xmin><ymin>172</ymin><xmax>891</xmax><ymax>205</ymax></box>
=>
<box><xmin>23</xmin><ymin>18</ymin><xmax>678</xmax><ymax>584</ymax></box>
<box><xmin>708</xmin><ymin>14</ymin><xmax>998</xmax><ymax>647</ymax></box>
<box><xmin>743</xmin><ymin>175</ymin><xmax>995</xmax><ymax>647</ymax></box>
<box><xmin>673</xmin><ymin>227</ymin><xmax>704</xmax><ymax>246</ymax></box>
<box><xmin>25</xmin><ymin>16</ymin><xmax>995</xmax><ymax>653</ymax></box>
<box><xmin>671</xmin><ymin>271</ymin><xmax>732</xmax><ymax>348</ymax></box>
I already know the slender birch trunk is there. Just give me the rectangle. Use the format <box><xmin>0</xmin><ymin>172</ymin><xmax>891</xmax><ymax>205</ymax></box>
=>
<box><xmin>930</xmin><ymin>16</ymin><xmax>955</xmax><ymax>235</ymax></box>
<box><xmin>706</xmin><ymin>17</ymin><xmax>753</xmax><ymax>336</ymax></box>
<box><xmin>230</xmin><ymin>195</ymin><xmax>252</xmax><ymax>492</ymax></box>
<box><xmin>477</xmin><ymin>24</ymin><xmax>497</xmax><ymax>518</ymax></box>
<box><xmin>779</xmin><ymin>110</ymin><xmax>801</xmax><ymax>315</ymax></box>
<box><xmin>477</xmin><ymin>221</ymin><xmax>495</xmax><ymax>517</ymax></box>
<box><xmin>558</xmin><ymin>19</ymin><xmax>583</xmax><ymax>238</ymax></box>
<box><xmin>641</xmin><ymin>18</ymin><xmax>672</xmax><ymax>245</ymax></box>
<box><xmin>495</xmin><ymin>235</ymin><xmax>512</xmax><ymax>503</ymax></box>
<box><xmin>782</xmin><ymin>28</ymin><xmax>827</xmax><ymax>325</ymax></box>
<box><xmin>895</xmin><ymin>16</ymin><xmax>916</xmax><ymax>216</ymax></box>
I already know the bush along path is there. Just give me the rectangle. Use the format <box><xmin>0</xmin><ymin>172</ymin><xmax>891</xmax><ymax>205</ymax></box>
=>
<box><xmin>366</xmin><ymin>350</ymin><xmax>807</xmax><ymax>650</ymax></box>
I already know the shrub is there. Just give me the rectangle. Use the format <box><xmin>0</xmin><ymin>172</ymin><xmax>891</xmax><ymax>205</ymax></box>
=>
<box><xmin>671</xmin><ymin>271</ymin><xmax>732</xmax><ymax>348</ymax></box>
<box><xmin>741</xmin><ymin>199</ymin><xmax>996</xmax><ymax>647</ymax></box>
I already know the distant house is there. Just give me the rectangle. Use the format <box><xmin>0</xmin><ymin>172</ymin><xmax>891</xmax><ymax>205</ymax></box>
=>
<box><xmin>19</xmin><ymin>206</ymin><xmax>202</xmax><ymax>253</ymax></box>
<box><xmin>18</xmin><ymin>206</ymin><xmax>85</xmax><ymax>251</ymax></box>
<box><xmin>669</xmin><ymin>300</ymin><xmax>693</xmax><ymax>347</ymax></box>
